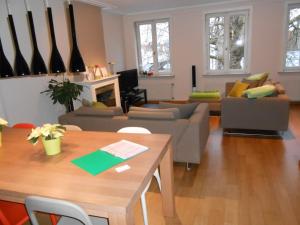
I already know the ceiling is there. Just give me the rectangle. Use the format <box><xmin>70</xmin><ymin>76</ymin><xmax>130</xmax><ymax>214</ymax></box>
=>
<box><xmin>82</xmin><ymin>0</ymin><xmax>243</xmax><ymax>14</ymax></box>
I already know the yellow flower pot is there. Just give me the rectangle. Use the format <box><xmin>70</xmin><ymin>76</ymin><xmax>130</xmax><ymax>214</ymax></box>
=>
<box><xmin>42</xmin><ymin>137</ymin><xmax>61</xmax><ymax>156</ymax></box>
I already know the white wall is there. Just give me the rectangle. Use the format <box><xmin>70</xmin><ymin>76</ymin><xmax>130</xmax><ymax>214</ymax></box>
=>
<box><xmin>0</xmin><ymin>0</ymin><xmax>69</xmax><ymax>125</ymax></box>
<box><xmin>0</xmin><ymin>0</ymin><xmax>111</xmax><ymax>126</ymax></box>
<box><xmin>102</xmin><ymin>11</ymin><xmax>126</xmax><ymax>72</ymax></box>
<box><xmin>122</xmin><ymin>0</ymin><xmax>300</xmax><ymax>101</ymax></box>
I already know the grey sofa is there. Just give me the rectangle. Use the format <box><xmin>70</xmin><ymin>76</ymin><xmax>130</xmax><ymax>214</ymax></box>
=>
<box><xmin>59</xmin><ymin>103</ymin><xmax>210</xmax><ymax>164</ymax></box>
<box><xmin>221</xmin><ymin>82</ymin><xmax>290</xmax><ymax>131</ymax></box>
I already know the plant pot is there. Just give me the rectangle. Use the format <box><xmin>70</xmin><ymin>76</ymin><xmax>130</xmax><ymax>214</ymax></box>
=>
<box><xmin>42</xmin><ymin>137</ymin><xmax>61</xmax><ymax>156</ymax></box>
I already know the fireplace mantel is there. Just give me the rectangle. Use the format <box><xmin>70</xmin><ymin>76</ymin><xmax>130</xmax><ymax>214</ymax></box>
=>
<box><xmin>74</xmin><ymin>75</ymin><xmax>121</xmax><ymax>109</ymax></box>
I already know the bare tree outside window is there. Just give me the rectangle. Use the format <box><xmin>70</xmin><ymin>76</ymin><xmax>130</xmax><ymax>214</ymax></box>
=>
<box><xmin>229</xmin><ymin>15</ymin><xmax>246</xmax><ymax>70</ymax></box>
<box><xmin>285</xmin><ymin>5</ymin><xmax>300</xmax><ymax>68</ymax></box>
<box><xmin>206</xmin><ymin>10</ymin><xmax>249</xmax><ymax>74</ymax></box>
<box><xmin>136</xmin><ymin>19</ymin><xmax>171</xmax><ymax>75</ymax></box>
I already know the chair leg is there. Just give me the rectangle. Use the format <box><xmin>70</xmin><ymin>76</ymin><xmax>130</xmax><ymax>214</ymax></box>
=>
<box><xmin>153</xmin><ymin>169</ymin><xmax>161</xmax><ymax>191</ymax></box>
<box><xmin>140</xmin><ymin>169</ymin><xmax>161</xmax><ymax>225</ymax></box>
<box><xmin>140</xmin><ymin>190</ymin><xmax>149</xmax><ymax>225</ymax></box>
<box><xmin>50</xmin><ymin>215</ymin><xmax>59</xmax><ymax>225</ymax></box>
<box><xmin>186</xmin><ymin>162</ymin><xmax>191</xmax><ymax>171</ymax></box>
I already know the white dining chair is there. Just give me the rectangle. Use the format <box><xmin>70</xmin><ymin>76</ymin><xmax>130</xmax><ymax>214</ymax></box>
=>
<box><xmin>63</xmin><ymin>125</ymin><xmax>82</xmax><ymax>131</ymax></box>
<box><xmin>25</xmin><ymin>196</ymin><xmax>108</xmax><ymax>225</ymax></box>
<box><xmin>117</xmin><ymin>127</ymin><xmax>161</xmax><ymax>225</ymax></box>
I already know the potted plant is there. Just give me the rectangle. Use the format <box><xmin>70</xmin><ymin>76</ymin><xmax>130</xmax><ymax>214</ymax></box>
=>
<box><xmin>0</xmin><ymin>118</ymin><xmax>8</xmax><ymax>147</ymax></box>
<box><xmin>42</xmin><ymin>77</ymin><xmax>83</xmax><ymax>113</ymax></box>
<box><xmin>27</xmin><ymin>124</ymin><xmax>66</xmax><ymax>156</ymax></box>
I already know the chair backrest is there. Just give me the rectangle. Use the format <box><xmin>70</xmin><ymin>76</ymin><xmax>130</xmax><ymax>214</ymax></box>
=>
<box><xmin>25</xmin><ymin>196</ymin><xmax>93</xmax><ymax>225</ymax></box>
<box><xmin>13</xmin><ymin>123</ymin><xmax>36</xmax><ymax>129</ymax></box>
<box><xmin>63</xmin><ymin>125</ymin><xmax>82</xmax><ymax>131</ymax></box>
<box><xmin>117</xmin><ymin>127</ymin><xmax>151</xmax><ymax>134</ymax></box>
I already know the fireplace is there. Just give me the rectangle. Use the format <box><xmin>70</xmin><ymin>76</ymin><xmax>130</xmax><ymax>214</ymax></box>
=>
<box><xmin>95</xmin><ymin>84</ymin><xmax>116</xmax><ymax>106</ymax></box>
<box><xmin>74</xmin><ymin>75</ymin><xmax>121</xmax><ymax>109</ymax></box>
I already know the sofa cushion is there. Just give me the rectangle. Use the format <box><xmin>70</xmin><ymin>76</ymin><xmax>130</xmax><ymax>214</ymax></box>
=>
<box><xmin>74</xmin><ymin>106</ymin><xmax>123</xmax><ymax>117</ymax></box>
<box><xmin>274</xmin><ymin>83</ymin><xmax>286</xmax><ymax>94</ymax></box>
<box><xmin>228</xmin><ymin>80</ymin><xmax>249</xmax><ymax>97</ymax></box>
<box><xmin>128</xmin><ymin>109</ymin><xmax>180</xmax><ymax>120</ymax></box>
<box><xmin>129</xmin><ymin>107</ymin><xmax>180</xmax><ymax>119</ymax></box>
<box><xmin>159</xmin><ymin>102</ymin><xmax>199</xmax><ymax>119</ymax></box>
<box><xmin>242</xmin><ymin>79</ymin><xmax>260</xmax><ymax>88</ymax></box>
<box><xmin>243</xmin><ymin>84</ymin><xmax>276</xmax><ymax>98</ymax></box>
<box><xmin>244</xmin><ymin>72</ymin><xmax>269</xmax><ymax>87</ymax></box>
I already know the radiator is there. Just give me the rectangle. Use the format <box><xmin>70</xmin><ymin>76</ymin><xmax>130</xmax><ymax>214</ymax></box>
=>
<box><xmin>139</xmin><ymin>82</ymin><xmax>174</xmax><ymax>100</ymax></box>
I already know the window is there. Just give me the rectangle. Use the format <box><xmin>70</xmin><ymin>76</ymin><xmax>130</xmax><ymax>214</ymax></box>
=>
<box><xmin>205</xmin><ymin>10</ymin><xmax>249</xmax><ymax>74</ymax></box>
<box><xmin>284</xmin><ymin>3</ymin><xmax>300</xmax><ymax>71</ymax></box>
<box><xmin>135</xmin><ymin>19</ymin><xmax>171</xmax><ymax>76</ymax></box>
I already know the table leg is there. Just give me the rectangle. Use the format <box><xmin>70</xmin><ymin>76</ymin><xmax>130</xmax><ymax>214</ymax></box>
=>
<box><xmin>108</xmin><ymin>210</ymin><xmax>135</xmax><ymax>225</ymax></box>
<box><xmin>160</xmin><ymin>142</ymin><xmax>175</xmax><ymax>217</ymax></box>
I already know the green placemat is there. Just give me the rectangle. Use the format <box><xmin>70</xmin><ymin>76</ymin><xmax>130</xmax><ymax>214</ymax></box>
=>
<box><xmin>72</xmin><ymin>150</ymin><xmax>125</xmax><ymax>176</ymax></box>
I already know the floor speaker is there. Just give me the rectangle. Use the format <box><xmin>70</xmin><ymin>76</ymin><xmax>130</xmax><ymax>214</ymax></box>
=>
<box><xmin>192</xmin><ymin>65</ymin><xmax>196</xmax><ymax>91</ymax></box>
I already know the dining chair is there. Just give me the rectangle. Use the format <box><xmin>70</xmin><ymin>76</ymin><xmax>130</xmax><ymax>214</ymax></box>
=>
<box><xmin>63</xmin><ymin>125</ymin><xmax>82</xmax><ymax>131</ymax></box>
<box><xmin>2</xmin><ymin>121</ymin><xmax>58</xmax><ymax>225</ymax></box>
<box><xmin>0</xmin><ymin>201</ymin><xmax>29</xmax><ymax>225</ymax></box>
<box><xmin>0</xmin><ymin>200</ymin><xmax>58</xmax><ymax>225</ymax></box>
<box><xmin>117</xmin><ymin>127</ymin><xmax>162</xmax><ymax>225</ymax></box>
<box><xmin>1</xmin><ymin>122</ymin><xmax>34</xmax><ymax>225</ymax></box>
<box><xmin>12</xmin><ymin>123</ymin><xmax>36</xmax><ymax>129</ymax></box>
<box><xmin>25</xmin><ymin>196</ymin><xmax>108</xmax><ymax>225</ymax></box>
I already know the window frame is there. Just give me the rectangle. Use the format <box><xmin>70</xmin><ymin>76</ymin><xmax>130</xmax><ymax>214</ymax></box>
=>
<box><xmin>204</xmin><ymin>9</ymin><xmax>250</xmax><ymax>75</ymax></box>
<box><xmin>135</xmin><ymin>18</ymin><xmax>172</xmax><ymax>76</ymax></box>
<box><xmin>283</xmin><ymin>2</ymin><xmax>300</xmax><ymax>72</ymax></box>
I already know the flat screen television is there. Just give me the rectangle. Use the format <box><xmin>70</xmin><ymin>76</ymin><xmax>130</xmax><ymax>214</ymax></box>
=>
<box><xmin>117</xmin><ymin>69</ymin><xmax>138</xmax><ymax>92</ymax></box>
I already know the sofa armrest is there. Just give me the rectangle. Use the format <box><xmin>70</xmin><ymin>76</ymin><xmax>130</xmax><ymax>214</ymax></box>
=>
<box><xmin>221</xmin><ymin>95</ymin><xmax>290</xmax><ymax>131</ymax></box>
<box><xmin>175</xmin><ymin>103</ymin><xmax>210</xmax><ymax>164</ymax></box>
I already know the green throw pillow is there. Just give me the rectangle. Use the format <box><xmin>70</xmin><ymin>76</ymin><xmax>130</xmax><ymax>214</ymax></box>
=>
<box><xmin>246</xmin><ymin>72</ymin><xmax>268</xmax><ymax>81</ymax></box>
<box><xmin>190</xmin><ymin>91</ymin><xmax>221</xmax><ymax>99</ymax></box>
<box><xmin>243</xmin><ymin>84</ymin><xmax>276</xmax><ymax>99</ymax></box>
<box><xmin>245</xmin><ymin>72</ymin><xmax>269</xmax><ymax>86</ymax></box>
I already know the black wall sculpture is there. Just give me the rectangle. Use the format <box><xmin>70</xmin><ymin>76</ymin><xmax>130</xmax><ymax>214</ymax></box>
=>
<box><xmin>68</xmin><ymin>1</ymin><xmax>85</xmax><ymax>72</ymax></box>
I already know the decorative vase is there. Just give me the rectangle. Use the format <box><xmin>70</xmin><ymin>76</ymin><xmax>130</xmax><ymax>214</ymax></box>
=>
<box><xmin>42</xmin><ymin>137</ymin><xmax>61</xmax><ymax>156</ymax></box>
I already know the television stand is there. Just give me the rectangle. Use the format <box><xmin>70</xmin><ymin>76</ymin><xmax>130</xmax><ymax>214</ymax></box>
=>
<box><xmin>120</xmin><ymin>88</ymin><xmax>148</xmax><ymax>113</ymax></box>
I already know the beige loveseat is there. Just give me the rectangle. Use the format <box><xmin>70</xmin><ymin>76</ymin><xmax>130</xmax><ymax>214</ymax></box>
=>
<box><xmin>59</xmin><ymin>103</ymin><xmax>210</xmax><ymax>165</ymax></box>
<box><xmin>221</xmin><ymin>82</ymin><xmax>290</xmax><ymax>131</ymax></box>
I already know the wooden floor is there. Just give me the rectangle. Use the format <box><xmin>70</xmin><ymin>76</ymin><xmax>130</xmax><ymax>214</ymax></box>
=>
<box><xmin>134</xmin><ymin>105</ymin><xmax>300</xmax><ymax>225</ymax></box>
<box><xmin>31</xmin><ymin>106</ymin><xmax>300</xmax><ymax>225</ymax></box>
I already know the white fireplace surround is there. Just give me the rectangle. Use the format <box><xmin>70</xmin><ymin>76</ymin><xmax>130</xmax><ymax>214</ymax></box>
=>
<box><xmin>74</xmin><ymin>75</ymin><xmax>121</xmax><ymax>109</ymax></box>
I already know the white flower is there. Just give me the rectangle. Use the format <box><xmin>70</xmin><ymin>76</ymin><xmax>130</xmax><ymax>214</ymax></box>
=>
<box><xmin>27</xmin><ymin>127</ymin><xmax>41</xmax><ymax>141</ymax></box>
<box><xmin>40</xmin><ymin>126</ymin><xmax>50</xmax><ymax>137</ymax></box>
<box><xmin>27</xmin><ymin>123</ymin><xmax>66</xmax><ymax>145</ymax></box>
<box><xmin>0</xmin><ymin>118</ymin><xmax>8</xmax><ymax>126</ymax></box>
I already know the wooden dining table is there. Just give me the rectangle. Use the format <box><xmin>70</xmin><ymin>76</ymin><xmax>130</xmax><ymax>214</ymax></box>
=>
<box><xmin>0</xmin><ymin>128</ymin><xmax>175</xmax><ymax>225</ymax></box>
